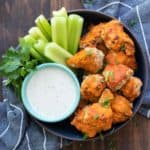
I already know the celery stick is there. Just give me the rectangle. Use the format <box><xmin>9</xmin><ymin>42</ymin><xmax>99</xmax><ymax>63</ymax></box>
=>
<box><xmin>24</xmin><ymin>35</ymin><xmax>36</xmax><ymax>46</ymax></box>
<box><xmin>52</xmin><ymin>7</ymin><xmax>68</xmax><ymax>19</ymax></box>
<box><xmin>51</xmin><ymin>17</ymin><xmax>68</xmax><ymax>50</ymax></box>
<box><xmin>34</xmin><ymin>39</ymin><xmax>47</xmax><ymax>55</ymax></box>
<box><xmin>44</xmin><ymin>42</ymin><xmax>72</xmax><ymax>65</ymax></box>
<box><xmin>28</xmin><ymin>27</ymin><xmax>48</xmax><ymax>42</ymax></box>
<box><xmin>24</xmin><ymin>35</ymin><xmax>49</xmax><ymax>62</ymax></box>
<box><xmin>30</xmin><ymin>47</ymin><xmax>46</xmax><ymax>62</ymax></box>
<box><xmin>68</xmin><ymin>14</ymin><xmax>83</xmax><ymax>54</ymax></box>
<box><xmin>35</xmin><ymin>15</ymin><xmax>51</xmax><ymax>41</ymax></box>
<box><xmin>34</xmin><ymin>39</ymin><xmax>51</xmax><ymax>61</ymax></box>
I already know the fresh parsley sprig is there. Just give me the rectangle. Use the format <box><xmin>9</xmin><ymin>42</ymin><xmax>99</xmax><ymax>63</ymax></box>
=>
<box><xmin>0</xmin><ymin>38</ymin><xmax>38</xmax><ymax>98</ymax></box>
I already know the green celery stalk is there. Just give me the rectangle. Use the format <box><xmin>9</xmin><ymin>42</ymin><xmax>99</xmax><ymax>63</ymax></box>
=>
<box><xmin>51</xmin><ymin>17</ymin><xmax>68</xmax><ymax>50</ymax></box>
<box><xmin>24</xmin><ymin>35</ymin><xmax>36</xmax><ymax>46</ymax></box>
<box><xmin>34</xmin><ymin>39</ymin><xmax>47</xmax><ymax>55</ymax></box>
<box><xmin>30</xmin><ymin>47</ymin><xmax>46</xmax><ymax>62</ymax></box>
<box><xmin>52</xmin><ymin>7</ymin><xmax>68</xmax><ymax>19</ymax></box>
<box><xmin>68</xmin><ymin>14</ymin><xmax>84</xmax><ymax>54</ymax></box>
<box><xmin>35</xmin><ymin>15</ymin><xmax>51</xmax><ymax>41</ymax></box>
<box><xmin>28</xmin><ymin>27</ymin><xmax>48</xmax><ymax>42</ymax></box>
<box><xmin>24</xmin><ymin>35</ymin><xmax>48</xmax><ymax>62</ymax></box>
<box><xmin>44</xmin><ymin>42</ymin><xmax>72</xmax><ymax>65</ymax></box>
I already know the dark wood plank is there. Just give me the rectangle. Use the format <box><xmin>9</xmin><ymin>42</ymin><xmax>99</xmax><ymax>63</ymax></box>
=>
<box><xmin>0</xmin><ymin>1</ymin><xmax>150</xmax><ymax>150</ymax></box>
<box><xmin>50</xmin><ymin>0</ymin><xmax>83</xmax><ymax>14</ymax></box>
<box><xmin>0</xmin><ymin>0</ymin><xmax>50</xmax><ymax>52</ymax></box>
<box><xmin>0</xmin><ymin>0</ymin><xmax>50</xmax><ymax>100</ymax></box>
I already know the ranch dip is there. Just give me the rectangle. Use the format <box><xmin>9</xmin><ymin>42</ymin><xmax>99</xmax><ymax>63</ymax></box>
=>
<box><xmin>26</xmin><ymin>67</ymin><xmax>77</xmax><ymax>120</ymax></box>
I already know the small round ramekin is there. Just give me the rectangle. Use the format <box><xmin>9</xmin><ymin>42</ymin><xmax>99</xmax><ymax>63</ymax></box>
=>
<box><xmin>21</xmin><ymin>63</ymin><xmax>80</xmax><ymax>123</ymax></box>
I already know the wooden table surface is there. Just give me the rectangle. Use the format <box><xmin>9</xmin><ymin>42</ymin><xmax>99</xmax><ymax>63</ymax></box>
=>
<box><xmin>0</xmin><ymin>0</ymin><xmax>149</xmax><ymax>150</ymax></box>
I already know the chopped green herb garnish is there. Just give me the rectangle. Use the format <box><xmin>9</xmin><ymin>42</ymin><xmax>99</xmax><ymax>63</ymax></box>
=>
<box><xmin>94</xmin><ymin>114</ymin><xmax>99</xmax><ymax>120</ymax></box>
<box><xmin>120</xmin><ymin>44</ymin><xmax>126</xmax><ymax>51</ymax></box>
<box><xmin>83</xmin><ymin>133</ymin><xmax>88</xmax><ymax>139</ymax></box>
<box><xmin>96</xmin><ymin>69</ymin><xmax>100</xmax><ymax>73</ymax></box>
<box><xmin>129</xmin><ymin>19</ymin><xmax>137</xmax><ymax>27</ymax></box>
<box><xmin>103</xmin><ymin>71</ymin><xmax>109</xmax><ymax>81</ymax></box>
<box><xmin>102</xmin><ymin>99</ymin><xmax>110</xmax><ymax>108</ymax></box>
<box><xmin>109</xmin><ymin>71</ymin><xmax>114</xmax><ymax>80</ymax></box>
<box><xmin>103</xmin><ymin>71</ymin><xmax>114</xmax><ymax>81</ymax></box>
<box><xmin>99</xmin><ymin>132</ymin><xmax>104</xmax><ymax>141</ymax></box>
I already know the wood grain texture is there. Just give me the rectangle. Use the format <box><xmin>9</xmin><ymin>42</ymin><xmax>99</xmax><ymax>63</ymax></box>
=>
<box><xmin>0</xmin><ymin>0</ymin><xmax>150</xmax><ymax>150</ymax></box>
<box><xmin>0</xmin><ymin>0</ymin><xmax>50</xmax><ymax>100</ymax></box>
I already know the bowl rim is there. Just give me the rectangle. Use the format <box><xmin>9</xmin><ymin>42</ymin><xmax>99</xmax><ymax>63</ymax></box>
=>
<box><xmin>21</xmin><ymin>63</ymin><xmax>80</xmax><ymax>123</ymax></box>
<box><xmin>33</xmin><ymin>9</ymin><xmax>149</xmax><ymax>141</ymax></box>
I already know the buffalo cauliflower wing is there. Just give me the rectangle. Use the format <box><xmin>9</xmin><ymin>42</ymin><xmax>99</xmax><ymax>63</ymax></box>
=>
<box><xmin>121</xmin><ymin>77</ymin><xmax>142</xmax><ymax>102</ymax></box>
<box><xmin>111</xmin><ymin>94</ymin><xmax>133</xmax><ymax>124</ymax></box>
<box><xmin>102</xmin><ymin>64</ymin><xmax>133</xmax><ymax>91</ymax></box>
<box><xmin>80</xmin><ymin>23</ymin><xmax>109</xmax><ymax>55</ymax></box>
<box><xmin>67</xmin><ymin>47</ymin><xmax>104</xmax><ymax>73</ymax></box>
<box><xmin>101</xmin><ymin>20</ymin><xmax>135</xmax><ymax>56</ymax></box>
<box><xmin>71</xmin><ymin>103</ymin><xmax>112</xmax><ymax>138</ymax></box>
<box><xmin>99</xmin><ymin>88</ymin><xmax>114</xmax><ymax>104</ymax></box>
<box><xmin>80</xmin><ymin>23</ymin><xmax>104</xmax><ymax>48</ymax></box>
<box><xmin>80</xmin><ymin>74</ymin><xmax>106</xmax><ymax>102</ymax></box>
<box><xmin>106</xmin><ymin>51</ymin><xmax>137</xmax><ymax>70</ymax></box>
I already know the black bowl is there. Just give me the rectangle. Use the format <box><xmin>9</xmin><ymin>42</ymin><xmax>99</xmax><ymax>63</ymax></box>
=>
<box><xmin>33</xmin><ymin>10</ymin><xmax>149</xmax><ymax>141</ymax></box>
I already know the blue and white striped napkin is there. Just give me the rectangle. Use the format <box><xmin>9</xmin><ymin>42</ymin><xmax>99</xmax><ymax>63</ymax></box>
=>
<box><xmin>0</xmin><ymin>86</ymin><xmax>71</xmax><ymax>150</ymax></box>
